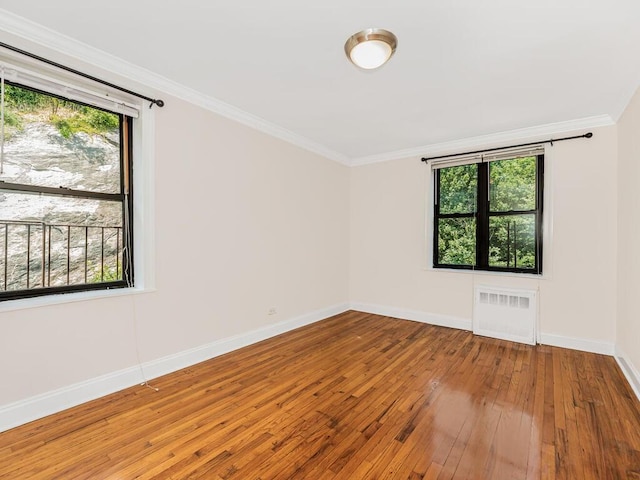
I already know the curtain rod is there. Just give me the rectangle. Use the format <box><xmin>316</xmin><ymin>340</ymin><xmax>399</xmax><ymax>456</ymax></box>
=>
<box><xmin>0</xmin><ymin>41</ymin><xmax>164</xmax><ymax>109</ymax></box>
<box><xmin>421</xmin><ymin>132</ymin><xmax>593</xmax><ymax>163</ymax></box>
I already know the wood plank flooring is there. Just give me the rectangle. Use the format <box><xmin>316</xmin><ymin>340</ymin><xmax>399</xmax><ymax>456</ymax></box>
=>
<box><xmin>1</xmin><ymin>310</ymin><xmax>639</xmax><ymax>479</ymax></box>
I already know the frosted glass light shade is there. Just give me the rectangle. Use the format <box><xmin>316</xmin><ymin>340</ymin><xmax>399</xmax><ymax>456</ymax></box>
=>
<box><xmin>345</xmin><ymin>28</ymin><xmax>397</xmax><ymax>70</ymax></box>
<box><xmin>349</xmin><ymin>40</ymin><xmax>392</xmax><ymax>70</ymax></box>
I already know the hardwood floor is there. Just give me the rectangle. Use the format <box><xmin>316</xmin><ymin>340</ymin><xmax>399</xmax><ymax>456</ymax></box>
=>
<box><xmin>1</xmin><ymin>310</ymin><xmax>639</xmax><ymax>479</ymax></box>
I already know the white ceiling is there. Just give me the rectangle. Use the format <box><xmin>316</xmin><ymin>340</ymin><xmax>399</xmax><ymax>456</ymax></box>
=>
<box><xmin>0</xmin><ymin>0</ymin><xmax>639</xmax><ymax>164</ymax></box>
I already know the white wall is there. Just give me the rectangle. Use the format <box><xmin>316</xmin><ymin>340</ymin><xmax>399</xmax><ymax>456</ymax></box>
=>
<box><xmin>617</xmin><ymin>86</ymin><xmax>640</xmax><ymax>394</ymax></box>
<box><xmin>0</xmin><ymin>29</ymin><xmax>636</xmax><ymax>430</ymax></box>
<box><xmin>350</xmin><ymin>126</ymin><xmax>618</xmax><ymax>352</ymax></box>
<box><xmin>0</xmin><ymin>94</ymin><xmax>350</xmax><ymax>416</ymax></box>
<box><xmin>1</xmin><ymin>92</ymin><xmax>635</xmax><ymax>429</ymax></box>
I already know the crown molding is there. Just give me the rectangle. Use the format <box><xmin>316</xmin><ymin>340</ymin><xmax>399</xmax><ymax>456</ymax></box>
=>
<box><xmin>0</xmin><ymin>9</ymin><xmax>350</xmax><ymax>166</ymax></box>
<box><xmin>0</xmin><ymin>9</ymin><xmax>618</xmax><ymax>169</ymax></box>
<box><xmin>348</xmin><ymin>114</ymin><xmax>616</xmax><ymax>166</ymax></box>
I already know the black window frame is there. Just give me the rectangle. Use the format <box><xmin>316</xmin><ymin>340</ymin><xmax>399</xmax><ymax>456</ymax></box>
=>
<box><xmin>433</xmin><ymin>154</ymin><xmax>544</xmax><ymax>274</ymax></box>
<box><xmin>0</xmin><ymin>81</ymin><xmax>134</xmax><ymax>301</ymax></box>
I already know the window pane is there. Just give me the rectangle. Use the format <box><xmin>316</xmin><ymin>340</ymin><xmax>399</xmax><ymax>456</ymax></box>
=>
<box><xmin>489</xmin><ymin>156</ymin><xmax>536</xmax><ymax>212</ymax></box>
<box><xmin>0</xmin><ymin>191</ymin><xmax>122</xmax><ymax>224</ymax></box>
<box><xmin>437</xmin><ymin>217</ymin><xmax>476</xmax><ymax>266</ymax></box>
<box><xmin>438</xmin><ymin>164</ymin><xmax>477</xmax><ymax>214</ymax></box>
<box><xmin>0</xmin><ymin>192</ymin><xmax>124</xmax><ymax>291</ymax></box>
<box><xmin>1</xmin><ymin>83</ymin><xmax>121</xmax><ymax>194</ymax></box>
<box><xmin>489</xmin><ymin>215</ymin><xmax>536</xmax><ymax>269</ymax></box>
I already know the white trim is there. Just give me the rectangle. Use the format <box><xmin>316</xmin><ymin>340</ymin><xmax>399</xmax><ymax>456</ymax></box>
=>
<box><xmin>0</xmin><ymin>59</ymin><xmax>140</xmax><ymax>117</ymax></box>
<box><xmin>0</xmin><ymin>365</ymin><xmax>144</xmax><ymax>434</ymax></box>
<box><xmin>0</xmin><ymin>90</ymin><xmax>157</xmax><ymax>314</ymax></box>
<box><xmin>0</xmin><ymin>10</ymin><xmax>616</xmax><ymax>168</ymax></box>
<box><xmin>349</xmin><ymin>115</ymin><xmax>615</xmax><ymax>166</ymax></box>
<box><xmin>351</xmin><ymin>303</ymin><xmax>637</xmax><ymax>402</ymax></box>
<box><xmin>167</xmin><ymin>89</ymin><xmax>350</xmax><ymax>165</ymax></box>
<box><xmin>428</xmin><ymin>145</ymin><xmax>546</xmax><ymax>170</ymax></box>
<box><xmin>0</xmin><ymin>301</ymin><xmax>630</xmax><ymax>433</ymax></box>
<box><xmin>423</xmin><ymin>266</ymin><xmax>545</xmax><ymax>280</ymax></box>
<box><xmin>0</xmin><ymin>302</ymin><xmax>349</xmax><ymax>433</ymax></box>
<box><xmin>133</xmin><ymin>103</ymin><xmax>156</xmax><ymax>291</ymax></box>
<box><xmin>350</xmin><ymin>303</ymin><xmax>617</xmax><ymax>357</ymax></box>
<box><xmin>349</xmin><ymin>302</ymin><xmax>472</xmax><ymax>331</ymax></box>
<box><xmin>140</xmin><ymin>303</ymin><xmax>349</xmax><ymax>380</ymax></box>
<box><xmin>615</xmin><ymin>346</ymin><xmax>640</xmax><ymax>403</ymax></box>
<box><xmin>540</xmin><ymin>145</ymin><xmax>555</xmax><ymax>279</ymax></box>
<box><xmin>0</xmin><ymin>9</ymin><xmax>350</xmax><ymax>166</ymax></box>
<box><xmin>0</xmin><ymin>285</ymin><xmax>154</xmax><ymax>313</ymax></box>
<box><xmin>423</xmin><ymin>165</ymin><xmax>434</xmax><ymax>271</ymax></box>
<box><xmin>538</xmin><ymin>332</ymin><xmax>615</xmax><ymax>355</ymax></box>
<box><xmin>423</xmin><ymin>145</ymin><xmax>555</xmax><ymax>281</ymax></box>
<box><xmin>423</xmin><ymin>146</ymin><xmax>553</xmax><ymax>280</ymax></box>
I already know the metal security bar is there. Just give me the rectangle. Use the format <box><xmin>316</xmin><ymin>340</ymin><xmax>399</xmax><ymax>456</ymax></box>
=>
<box><xmin>0</xmin><ymin>220</ymin><xmax>123</xmax><ymax>292</ymax></box>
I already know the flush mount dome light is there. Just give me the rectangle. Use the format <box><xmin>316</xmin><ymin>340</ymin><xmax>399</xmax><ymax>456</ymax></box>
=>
<box><xmin>344</xmin><ymin>28</ymin><xmax>398</xmax><ymax>70</ymax></box>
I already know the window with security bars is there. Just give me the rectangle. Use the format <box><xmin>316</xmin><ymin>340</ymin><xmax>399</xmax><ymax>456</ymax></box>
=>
<box><xmin>433</xmin><ymin>153</ymin><xmax>543</xmax><ymax>274</ymax></box>
<box><xmin>0</xmin><ymin>72</ymin><xmax>135</xmax><ymax>301</ymax></box>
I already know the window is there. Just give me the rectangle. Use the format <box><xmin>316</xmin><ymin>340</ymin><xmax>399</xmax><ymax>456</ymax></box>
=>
<box><xmin>0</xmin><ymin>78</ymin><xmax>134</xmax><ymax>300</ymax></box>
<box><xmin>433</xmin><ymin>153</ymin><xmax>543</xmax><ymax>274</ymax></box>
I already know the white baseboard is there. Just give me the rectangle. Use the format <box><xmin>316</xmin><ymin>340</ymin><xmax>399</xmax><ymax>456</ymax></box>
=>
<box><xmin>615</xmin><ymin>346</ymin><xmax>640</xmax><ymax>403</ymax></box>
<box><xmin>0</xmin><ymin>302</ymin><xmax>349</xmax><ymax>433</ymax></box>
<box><xmin>0</xmin><ymin>365</ymin><xmax>144</xmax><ymax>435</ymax></box>
<box><xmin>350</xmin><ymin>302</ymin><xmax>619</xmax><ymax>357</ymax></box>
<box><xmin>140</xmin><ymin>303</ymin><xmax>349</xmax><ymax>380</ymax></box>
<box><xmin>349</xmin><ymin>302</ymin><xmax>472</xmax><ymax>331</ymax></box>
<box><xmin>538</xmin><ymin>332</ymin><xmax>615</xmax><ymax>355</ymax></box>
<box><xmin>351</xmin><ymin>304</ymin><xmax>636</xmax><ymax>403</ymax></box>
<box><xmin>2</xmin><ymin>302</ymin><xmax>631</xmax><ymax>433</ymax></box>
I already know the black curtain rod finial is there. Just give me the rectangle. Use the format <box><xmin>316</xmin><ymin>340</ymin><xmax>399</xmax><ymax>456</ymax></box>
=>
<box><xmin>150</xmin><ymin>99</ymin><xmax>165</xmax><ymax>108</ymax></box>
<box><xmin>421</xmin><ymin>131</ymin><xmax>594</xmax><ymax>163</ymax></box>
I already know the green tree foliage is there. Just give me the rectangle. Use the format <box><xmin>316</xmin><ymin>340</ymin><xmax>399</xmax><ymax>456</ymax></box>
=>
<box><xmin>489</xmin><ymin>157</ymin><xmax>536</xmax><ymax>212</ymax></box>
<box><xmin>3</xmin><ymin>83</ymin><xmax>119</xmax><ymax>138</ymax></box>
<box><xmin>488</xmin><ymin>157</ymin><xmax>537</xmax><ymax>268</ymax></box>
<box><xmin>90</xmin><ymin>264</ymin><xmax>121</xmax><ymax>283</ymax></box>
<box><xmin>4</xmin><ymin>84</ymin><xmax>51</xmax><ymax>110</ymax></box>
<box><xmin>1</xmin><ymin>85</ymin><xmax>37</xmax><ymax>136</ymax></box>
<box><xmin>437</xmin><ymin>164</ymin><xmax>477</xmax><ymax>265</ymax></box>
<box><xmin>438</xmin><ymin>217</ymin><xmax>476</xmax><ymax>265</ymax></box>
<box><xmin>52</xmin><ymin>108</ymin><xmax>119</xmax><ymax>138</ymax></box>
<box><xmin>3</xmin><ymin>110</ymin><xmax>21</xmax><ymax>128</ymax></box>
<box><xmin>438</xmin><ymin>157</ymin><xmax>538</xmax><ymax>269</ymax></box>
<box><xmin>439</xmin><ymin>164</ymin><xmax>477</xmax><ymax>214</ymax></box>
<box><xmin>489</xmin><ymin>215</ymin><xmax>535</xmax><ymax>268</ymax></box>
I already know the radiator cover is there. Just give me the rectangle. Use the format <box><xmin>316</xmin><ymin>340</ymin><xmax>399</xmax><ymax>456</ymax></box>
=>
<box><xmin>473</xmin><ymin>286</ymin><xmax>537</xmax><ymax>345</ymax></box>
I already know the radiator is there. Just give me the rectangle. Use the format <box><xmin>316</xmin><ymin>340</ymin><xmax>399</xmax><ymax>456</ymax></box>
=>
<box><xmin>473</xmin><ymin>286</ymin><xmax>537</xmax><ymax>345</ymax></box>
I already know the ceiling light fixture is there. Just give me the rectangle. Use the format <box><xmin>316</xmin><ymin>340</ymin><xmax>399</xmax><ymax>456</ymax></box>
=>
<box><xmin>344</xmin><ymin>28</ymin><xmax>398</xmax><ymax>70</ymax></box>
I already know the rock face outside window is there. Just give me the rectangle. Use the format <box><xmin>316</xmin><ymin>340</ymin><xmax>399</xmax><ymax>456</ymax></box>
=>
<box><xmin>0</xmin><ymin>84</ymin><xmax>124</xmax><ymax>292</ymax></box>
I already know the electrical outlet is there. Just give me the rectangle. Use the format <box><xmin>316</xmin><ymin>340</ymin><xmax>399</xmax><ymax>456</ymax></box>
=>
<box><xmin>268</xmin><ymin>307</ymin><xmax>277</xmax><ymax>315</ymax></box>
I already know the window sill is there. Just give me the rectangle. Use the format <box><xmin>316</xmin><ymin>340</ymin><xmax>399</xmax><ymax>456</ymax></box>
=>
<box><xmin>423</xmin><ymin>266</ymin><xmax>547</xmax><ymax>280</ymax></box>
<box><xmin>0</xmin><ymin>286</ymin><xmax>156</xmax><ymax>313</ymax></box>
